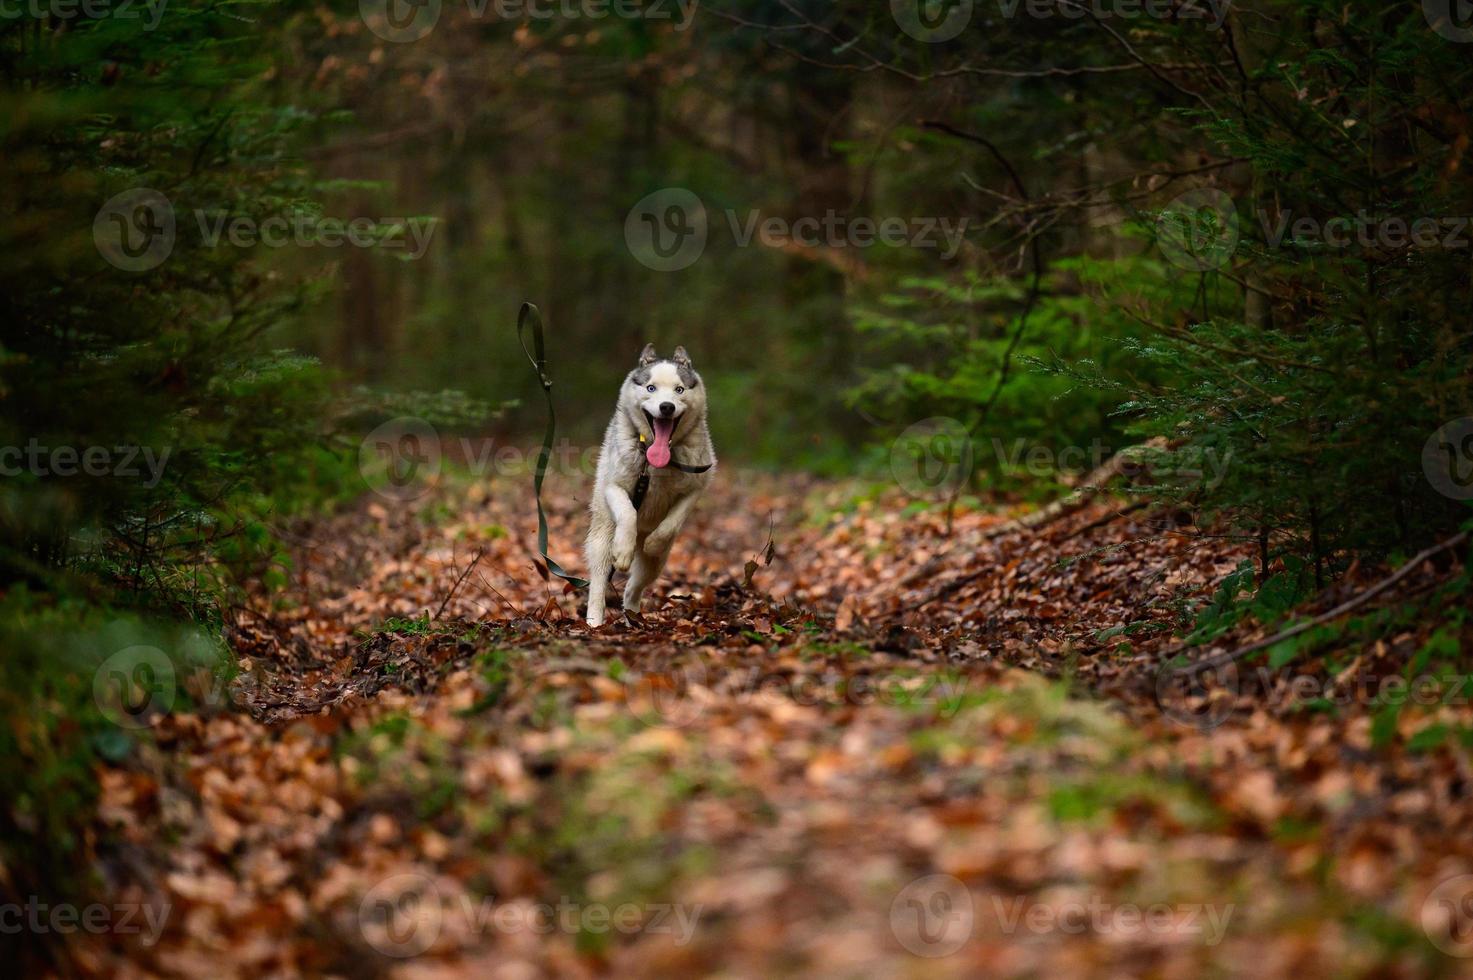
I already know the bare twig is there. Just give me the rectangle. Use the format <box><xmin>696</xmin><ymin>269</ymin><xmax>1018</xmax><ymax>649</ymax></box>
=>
<box><xmin>434</xmin><ymin>548</ymin><xmax>485</xmax><ymax>622</ymax></box>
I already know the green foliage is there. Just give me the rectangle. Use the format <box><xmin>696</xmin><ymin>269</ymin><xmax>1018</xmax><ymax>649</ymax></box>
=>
<box><xmin>845</xmin><ymin>0</ymin><xmax>1473</xmax><ymax>620</ymax></box>
<box><xmin>1180</xmin><ymin>557</ymin><xmax>1315</xmax><ymax>648</ymax></box>
<box><xmin>1105</xmin><ymin>5</ymin><xmax>1471</xmax><ymax>576</ymax></box>
<box><xmin>850</xmin><ymin>263</ymin><xmax>1159</xmax><ymax>495</ymax></box>
<box><xmin>0</xmin><ymin>0</ymin><xmax>355</xmax><ymax>915</ymax></box>
<box><xmin>0</xmin><ymin>590</ymin><xmax>227</xmax><ymax>901</ymax></box>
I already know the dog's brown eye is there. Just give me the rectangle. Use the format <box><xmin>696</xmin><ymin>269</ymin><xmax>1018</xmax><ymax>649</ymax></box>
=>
<box><xmin>675</xmin><ymin>386</ymin><xmax>684</xmax><ymax>394</ymax></box>
<box><xmin>646</xmin><ymin>384</ymin><xmax>656</xmax><ymax>392</ymax></box>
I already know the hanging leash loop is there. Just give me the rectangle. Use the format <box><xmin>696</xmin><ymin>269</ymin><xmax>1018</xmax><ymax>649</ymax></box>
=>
<box><xmin>517</xmin><ymin>302</ymin><xmax>590</xmax><ymax>590</ymax></box>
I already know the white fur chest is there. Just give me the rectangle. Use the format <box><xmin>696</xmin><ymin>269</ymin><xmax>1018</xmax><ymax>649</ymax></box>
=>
<box><xmin>635</xmin><ymin>466</ymin><xmax>708</xmax><ymax>533</ymax></box>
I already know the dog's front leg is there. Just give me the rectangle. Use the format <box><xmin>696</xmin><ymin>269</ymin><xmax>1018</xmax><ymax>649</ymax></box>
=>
<box><xmin>606</xmin><ymin>483</ymin><xmax>639</xmax><ymax>571</ymax></box>
<box><xmin>585</xmin><ymin>511</ymin><xmax>614</xmax><ymax>628</ymax></box>
<box><xmin>643</xmin><ymin>490</ymin><xmax>701</xmax><ymax>557</ymax></box>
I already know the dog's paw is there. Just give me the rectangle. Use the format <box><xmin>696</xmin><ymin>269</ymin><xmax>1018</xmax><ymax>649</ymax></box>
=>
<box><xmin>642</xmin><ymin>532</ymin><xmax>670</xmax><ymax>557</ymax></box>
<box><xmin>612</xmin><ymin>534</ymin><xmax>636</xmax><ymax>571</ymax></box>
<box><xmin>586</xmin><ymin>608</ymin><xmax>605</xmax><ymax>628</ymax></box>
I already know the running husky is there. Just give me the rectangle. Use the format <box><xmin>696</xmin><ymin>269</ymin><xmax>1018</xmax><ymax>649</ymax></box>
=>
<box><xmin>585</xmin><ymin>344</ymin><xmax>716</xmax><ymax>627</ymax></box>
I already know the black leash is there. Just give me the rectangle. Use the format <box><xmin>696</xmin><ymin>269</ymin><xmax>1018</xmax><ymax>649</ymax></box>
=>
<box><xmin>516</xmin><ymin>302</ymin><xmax>589</xmax><ymax>590</ymax></box>
<box><xmin>630</xmin><ymin>431</ymin><xmax>713</xmax><ymax>510</ymax></box>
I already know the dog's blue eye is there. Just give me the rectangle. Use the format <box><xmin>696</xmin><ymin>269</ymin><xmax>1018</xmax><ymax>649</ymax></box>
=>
<box><xmin>675</xmin><ymin>386</ymin><xmax>684</xmax><ymax>394</ymax></box>
<box><xmin>646</xmin><ymin>384</ymin><xmax>656</xmax><ymax>392</ymax></box>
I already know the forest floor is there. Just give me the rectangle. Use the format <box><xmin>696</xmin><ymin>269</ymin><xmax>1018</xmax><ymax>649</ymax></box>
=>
<box><xmin>79</xmin><ymin>471</ymin><xmax>1473</xmax><ymax>978</ymax></box>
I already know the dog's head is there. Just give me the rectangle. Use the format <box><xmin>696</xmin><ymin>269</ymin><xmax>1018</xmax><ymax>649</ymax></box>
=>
<box><xmin>621</xmin><ymin>344</ymin><xmax>706</xmax><ymax>468</ymax></box>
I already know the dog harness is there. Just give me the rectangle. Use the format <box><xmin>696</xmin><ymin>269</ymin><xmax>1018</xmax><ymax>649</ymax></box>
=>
<box><xmin>631</xmin><ymin>431</ymin><xmax>712</xmax><ymax>511</ymax></box>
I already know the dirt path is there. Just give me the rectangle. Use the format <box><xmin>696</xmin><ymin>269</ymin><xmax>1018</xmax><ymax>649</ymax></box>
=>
<box><xmin>80</xmin><ymin>474</ymin><xmax>1473</xmax><ymax>977</ymax></box>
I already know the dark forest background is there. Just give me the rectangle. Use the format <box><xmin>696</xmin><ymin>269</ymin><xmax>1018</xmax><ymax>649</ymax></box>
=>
<box><xmin>3</xmin><ymin>0</ymin><xmax>1472</xmax><ymax>930</ymax></box>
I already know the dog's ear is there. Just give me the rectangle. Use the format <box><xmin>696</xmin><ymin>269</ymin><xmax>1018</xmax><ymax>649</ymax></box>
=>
<box><xmin>638</xmin><ymin>343</ymin><xmax>658</xmax><ymax>367</ymax></box>
<box><xmin>671</xmin><ymin>346</ymin><xmax>692</xmax><ymax>368</ymax></box>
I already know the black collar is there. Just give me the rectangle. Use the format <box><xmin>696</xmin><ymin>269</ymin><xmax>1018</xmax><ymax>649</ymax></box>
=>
<box><xmin>631</xmin><ymin>432</ymin><xmax>713</xmax><ymax>510</ymax></box>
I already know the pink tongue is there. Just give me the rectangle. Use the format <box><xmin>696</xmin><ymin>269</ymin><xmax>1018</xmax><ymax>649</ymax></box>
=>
<box><xmin>647</xmin><ymin>417</ymin><xmax>674</xmax><ymax>468</ymax></box>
